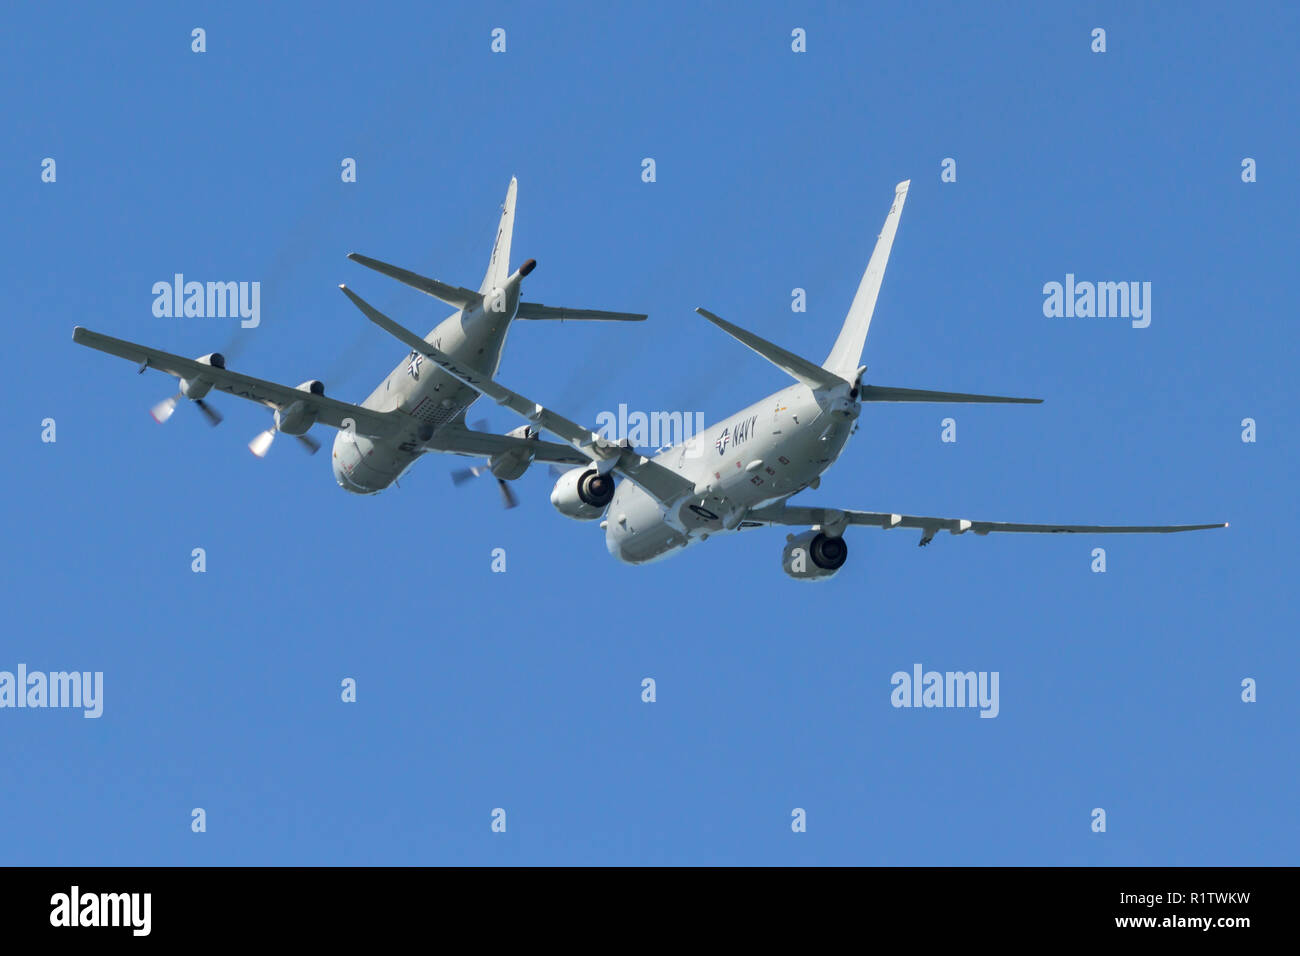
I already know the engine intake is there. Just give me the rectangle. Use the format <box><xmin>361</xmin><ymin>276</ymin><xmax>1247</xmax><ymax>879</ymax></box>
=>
<box><xmin>781</xmin><ymin>531</ymin><xmax>849</xmax><ymax>581</ymax></box>
<box><xmin>550</xmin><ymin>467</ymin><xmax>615</xmax><ymax>521</ymax></box>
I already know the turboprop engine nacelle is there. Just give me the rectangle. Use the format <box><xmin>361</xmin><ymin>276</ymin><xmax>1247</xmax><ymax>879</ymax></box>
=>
<box><xmin>275</xmin><ymin>381</ymin><xmax>324</xmax><ymax>435</ymax></box>
<box><xmin>550</xmin><ymin>467</ymin><xmax>615</xmax><ymax>521</ymax></box>
<box><xmin>179</xmin><ymin>352</ymin><xmax>226</xmax><ymax>399</ymax></box>
<box><xmin>781</xmin><ymin>530</ymin><xmax>849</xmax><ymax>581</ymax></box>
<box><xmin>488</xmin><ymin>424</ymin><xmax>538</xmax><ymax>481</ymax></box>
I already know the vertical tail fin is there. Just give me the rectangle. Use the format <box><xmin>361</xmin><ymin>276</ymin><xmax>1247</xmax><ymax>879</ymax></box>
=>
<box><xmin>480</xmin><ymin>177</ymin><xmax>518</xmax><ymax>294</ymax></box>
<box><xmin>822</xmin><ymin>179</ymin><xmax>910</xmax><ymax>379</ymax></box>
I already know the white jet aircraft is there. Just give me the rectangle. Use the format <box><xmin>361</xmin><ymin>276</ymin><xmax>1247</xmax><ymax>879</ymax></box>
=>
<box><xmin>329</xmin><ymin>179</ymin><xmax>1225</xmax><ymax>578</ymax></box>
<box><xmin>72</xmin><ymin>178</ymin><xmax>644</xmax><ymax>506</ymax></box>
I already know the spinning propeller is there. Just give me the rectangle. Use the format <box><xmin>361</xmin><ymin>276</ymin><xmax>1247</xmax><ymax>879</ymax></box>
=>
<box><xmin>449</xmin><ymin>419</ymin><xmax>521</xmax><ymax>509</ymax></box>
<box><xmin>451</xmin><ymin>464</ymin><xmax>519</xmax><ymax>509</ymax></box>
<box><xmin>249</xmin><ymin>425</ymin><xmax>320</xmax><ymax>458</ymax></box>
<box><xmin>150</xmin><ymin>392</ymin><xmax>223</xmax><ymax>426</ymax></box>
<box><xmin>248</xmin><ymin>384</ymin><xmax>328</xmax><ymax>457</ymax></box>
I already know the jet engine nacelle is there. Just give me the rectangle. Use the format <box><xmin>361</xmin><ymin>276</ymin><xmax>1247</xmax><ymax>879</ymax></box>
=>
<box><xmin>489</xmin><ymin>424</ymin><xmax>538</xmax><ymax>481</ymax></box>
<box><xmin>179</xmin><ymin>352</ymin><xmax>226</xmax><ymax>399</ymax></box>
<box><xmin>550</xmin><ymin>467</ymin><xmax>615</xmax><ymax>521</ymax></box>
<box><xmin>781</xmin><ymin>530</ymin><xmax>849</xmax><ymax>581</ymax></box>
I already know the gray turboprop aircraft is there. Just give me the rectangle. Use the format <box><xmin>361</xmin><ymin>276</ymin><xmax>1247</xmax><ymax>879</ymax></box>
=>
<box><xmin>74</xmin><ymin>179</ymin><xmax>1224</xmax><ymax>578</ymax></box>
<box><xmin>72</xmin><ymin>178</ymin><xmax>645</xmax><ymax>507</ymax></box>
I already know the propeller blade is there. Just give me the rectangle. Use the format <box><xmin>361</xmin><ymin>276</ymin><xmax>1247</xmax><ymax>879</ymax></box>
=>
<box><xmin>497</xmin><ymin>478</ymin><xmax>519</xmax><ymax>510</ymax></box>
<box><xmin>249</xmin><ymin>429</ymin><xmax>276</xmax><ymax>458</ymax></box>
<box><xmin>451</xmin><ymin>466</ymin><xmax>485</xmax><ymax>486</ymax></box>
<box><xmin>150</xmin><ymin>394</ymin><xmax>179</xmax><ymax>424</ymax></box>
<box><xmin>471</xmin><ymin>418</ymin><xmax>491</xmax><ymax>432</ymax></box>
<box><xmin>296</xmin><ymin>433</ymin><xmax>321</xmax><ymax>455</ymax></box>
<box><xmin>194</xmin><ymin>399</ymin><xmax>223</xmax><ymax>427</ymax></box>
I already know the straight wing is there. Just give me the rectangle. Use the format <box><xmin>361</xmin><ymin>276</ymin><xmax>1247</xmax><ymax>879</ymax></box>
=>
<box><xmin>748</xmin><ymin>503</ymin><xmax>1227</xmax><ymax>546</ymax></box>
<box><xmin>515</xmin><ymin>302</ymin><xmax>647</xmax><ymax>322</ymax></box>
<box><xmin>339</xmin><ymin>286</ymin><xmax>695</xmax><ymax>503</ymax></box>
<box><xmin>424</xmin><ymin>420</ymin><xmax>590</xmax><ymax>466</ymax></box>
<box><xmin>72</xmin><ymin>326</ymin><xmax>406</xmax><ymax>439</ymax></box>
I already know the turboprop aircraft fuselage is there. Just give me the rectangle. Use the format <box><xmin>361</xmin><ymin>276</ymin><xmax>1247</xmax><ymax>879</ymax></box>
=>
<box><xmin>605</xmin><ymin>380</ymin><xmax>859</xmax><ymax>563</ymax></box>
<box><xmin>72</xmin><ymin>174</ymin><xmax>654</xmax><ymax>507</ymax></box>
<box><xmin>332</xmin><ymin>273</ymin><xmax>523</xmax><ymax>494</ymax></box>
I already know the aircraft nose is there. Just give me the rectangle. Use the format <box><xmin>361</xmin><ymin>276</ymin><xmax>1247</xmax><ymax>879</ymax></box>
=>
<box><xmin>605</xmin><ymin>524</ymin><xmax>632</xmax><ymax>563</ymax></box>
<box><xmin>331</xmin><ymin>441</ymin><xmax>370</xmax><ymax>495</ymax></box>
<box><xmin>607</xmin><ymin>519</ymin><xmax>654</xmax><ymax>565</ymax></box>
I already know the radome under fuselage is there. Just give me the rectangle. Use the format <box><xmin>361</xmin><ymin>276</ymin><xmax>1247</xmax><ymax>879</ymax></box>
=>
<box><xmin>331</xmin><ymin>278</ymin><xmax>522</xmax><ymax>494</ymax></box>
<box><xmin>605</xmin><ymin>380</ymin><xmax>860</xmax><ymax>563</ymax></box>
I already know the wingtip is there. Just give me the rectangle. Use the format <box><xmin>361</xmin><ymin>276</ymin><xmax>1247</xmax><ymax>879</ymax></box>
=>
<box><xmin>896</xmin><ymin>179</ymin><xmax>911</xmax><ymax>192</ymax></box>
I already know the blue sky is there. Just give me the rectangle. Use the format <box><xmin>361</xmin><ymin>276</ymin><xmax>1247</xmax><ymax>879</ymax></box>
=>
<box><xmin>3</xmin><ymin>1</ymin><xmax>1295</xmax><ymax>865</ymax></box>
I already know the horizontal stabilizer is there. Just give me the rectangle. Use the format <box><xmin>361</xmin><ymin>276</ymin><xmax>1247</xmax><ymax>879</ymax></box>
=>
<box><xmin>339</xmin><ymin>285</ymin><xmax>435</xmax><ymax>355</ymax></box>
<box><xmin>516</xmin><ymin>302</ymin><xmax>647</xmax><ymax>322</ymax></box>
<box><xmin>695</xmin><ymin>308</ymin><xmax>847</xmax><ymax>390</ymax></box>
<box><xmin>859</xmin><ymin>385</ymin><xmax>1042</xmax><ymax>404</ymax></box>
<box><xmin>347</xmin><ymin>253</ymin><xmax>482</xmax><ymax>309</ymax></box>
